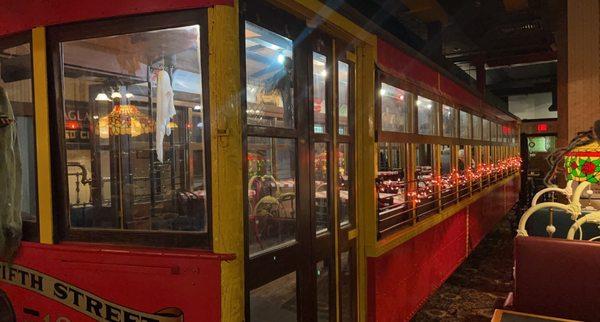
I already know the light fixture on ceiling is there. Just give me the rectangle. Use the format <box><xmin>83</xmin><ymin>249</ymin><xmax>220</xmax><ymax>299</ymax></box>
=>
<box><xmin>95</xmin><ymin>92</ymin><xmax>111</xmax><ymax>102</ymax></box>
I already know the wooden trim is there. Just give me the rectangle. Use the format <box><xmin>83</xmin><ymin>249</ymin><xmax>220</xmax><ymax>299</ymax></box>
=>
<box><xmin>32</xmin><ymin>27</ymin><xmax>53</xmax><ymax>244</ymax></box>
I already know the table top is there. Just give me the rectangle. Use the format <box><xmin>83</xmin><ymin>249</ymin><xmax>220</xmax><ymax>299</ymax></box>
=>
<box><xmin>492</xmin><ymin>310</ymin><xmax>582</xmax><ymax>322</ymax></box>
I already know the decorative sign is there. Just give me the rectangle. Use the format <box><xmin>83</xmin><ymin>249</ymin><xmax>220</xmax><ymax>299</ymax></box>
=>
<box><xmin>0</xmin><ymin>262</ymin><xmax>184</xmax><ymax>322</ymax></box>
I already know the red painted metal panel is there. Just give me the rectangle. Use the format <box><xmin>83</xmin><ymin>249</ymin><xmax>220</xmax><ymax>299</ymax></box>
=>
<box><xmin>0</xmin><ymin>0</ymin><xmax>232</xmax><ymax>37</ymax></box>
<box><xmin>369</xmin><ymin>179</ymin><xmax>519</xmax><ymax>321</ymax></box>
<box><xmin>369</xmin><ymin>210</ymin><xmax>467</xmax><ymax>322</ymax></box>
<box><xmin>377</xmin><ymin>39</ymin><xmax>439</xmax><ymax>90</ymax></box>
<box><xmin>0</xmin><ymin>242</ymin><xmax>232</xmax><ymax>321</ymax></box>
<box><xmin>438</xmin><ymin>76</ymin><xmax>482</xmax><ymax>109</ymax></box>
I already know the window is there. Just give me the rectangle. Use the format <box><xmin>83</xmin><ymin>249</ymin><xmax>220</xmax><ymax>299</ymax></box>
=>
<box><xmin>460</xmin><ymin>111</ymin><xmax>471</xmax><ymax>139</ymax></box>
<box><xmin>416</xmin><ymin>96</ymin><xmax>436</xmax><ymax>135</ymax></box>
<box><xmin>482</xmin><ymin>118</ymin><xmax>490</xmax><ymax>141</ymax></box>
<box><xmin>442</xmin><ymin>105</ymin><xmax>456</xmax><ymax>137</ymax></box>
<box><xmin>472</xmin><ymin>115</ymin><xmax>482</xmax><ymax>140</ymax></box>
<box><xmin>313</xmin><ymin>52</ymin><xmax>328</xmax><ymax>133</ymax></box>
<box><xmin>245</xmin><ymin>21</ymin><xmax>294</xmax><ymax>128</ymax></box>
<box><xmin>50</xmin><ymin>12</ymin><xmax>210</xmax><ymax>247</ymax></box>
<box><xmin>0</xmin><ymin>34</ymin><xmax>38</xmax><ymax>239</ymax></box>
<box><xmin>415</xmin><ymin>144</ymin><xmax>437</xmax><ymax>218</ymax></box>
<box><xmin>380</xmin><ymin>83</ymin><xmax>410</xmax><ymax>133</ymax></box>
<box><xmin>377</xmin><ymin>142</ymin><xmax>410</xmax><ymax>237</ymax></box>
<box><xmin>440</xmin><ymin>145</ymin><xmax>455</xmax><ymax>208</ymax></box>
<box><xmin>248</xmin><ymin>137</ymin><xmax>296</xmax><ymax>255</ymax></box>
<box><xmin>338</xmin><ymin>61</ymin><xmax>351</xmax><ymax>135</ymax></box>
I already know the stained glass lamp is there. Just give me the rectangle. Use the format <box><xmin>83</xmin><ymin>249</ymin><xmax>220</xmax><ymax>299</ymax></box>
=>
<box><xmin>565</xmin><ymin>141</ymin><xmax>600</xmax><ymax>183</ymax></box>
<box><xmin>98</xmin><ymin>104</ymin><xmax>154</xmax><ymax>139</ymax></box>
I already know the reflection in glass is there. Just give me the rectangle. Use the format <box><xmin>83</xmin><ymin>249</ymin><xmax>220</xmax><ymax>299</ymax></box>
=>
<box><xmin>483</xmin><ymin>118</ymin><xmax>490</xmax><ymax>141</ymax></box>
<box><xmin>473</xmin><ymin>115</ymin><xmax>482</xmax><ymax>140</ymax></box>
<box><xmin>245</xmin><ymin>22</ymin><xmax>294</xmax><ymax>128</ymax></box>
<box><xmin>338</xmin><ymin>143</ymin><xmax>350</xmax><ymax>226</ymax></box>
<box><xmin>250</xmin><ymin>271</ymin><xmax>297</xmax><ymax>321</ymax></box>
<box><xmin>338</xmin><ymin>61</ymin><xmax>350</xmax><ymax>135</ymax></box>
<box><xmin>380</xmin><ymin>83</ymin><xmax>410</xmax><ymax>133</ymax></box>
<box><xmin>442</xmin><ymin>105</ymin><xmax>456</xmax><ymax>137</ymax></box>
<box><xmin>416</xmin><ymin>96</ymin><xmax>436</xmax><ymax>135</ymax></box>
<box><xmin>247</xmin><ymin>137</ymin><xmax>296</xmax><ymax>255</ymax></box>
<box><xmin>61</xmin><ymin>25</ymin><xmax>207</xmax><ymax>234</ymax></box>
<box><xmin>314</xmin><ymin>142</ymin><xmax>329</xmax><ymax>234</ymax></box>
<box><xmin>377</xmin><ymin>143</ymin><xmax>409</xmax><ymax>233</ymax></box>
<box><xmin>316</xmin><ymin>260</ymin><xmax>331</xmax><ymax>322</ymax></box>
<box><xmin>340</xmin><ymin>249</ymin><xmax>355</xmax><ymax>322</ymax></box>
<box><xmin>415</xmin><ymin>144</ymin><xmax>435</xmax><ymax>217</ymax></box>
<box><xmin>313</xmin><ymin>52</ymin><xmax>327</xmax><ymax>133</ymax></box>
<box><xmin>0</xmin><ymin>42</ymin><xmax>37</xmax><ymax>224</ymax></box>
<box><xmin>460</xmin><ymin>111</ymin><xmax>471</xmax><ymax>139</ymax></box>
<box><xmin>458</xmin><ymin>145</ymin><xmax>466</xmax><ymax>171</ymax></box>
<box><xmin>441</xmin><ymin>145</ymin><xmax>452</xmax><ymax>175</ymax></box>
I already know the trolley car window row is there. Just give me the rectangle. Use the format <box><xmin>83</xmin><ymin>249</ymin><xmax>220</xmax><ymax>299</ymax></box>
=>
<box><xmin>376</xmin><ymin>71</ymin><xmax>519</xmax><ymax>239</ymax></box>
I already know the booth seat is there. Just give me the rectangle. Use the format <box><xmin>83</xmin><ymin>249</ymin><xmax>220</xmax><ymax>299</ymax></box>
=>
<box><xmin>524</xmin><ymin>208</ymin><xmax>600</xmax><ymax>239</ymax></box>
<box><xmin>512</xmin><ymin>236</ymin><xmax>600</xmax><ymax>321</ymax></box>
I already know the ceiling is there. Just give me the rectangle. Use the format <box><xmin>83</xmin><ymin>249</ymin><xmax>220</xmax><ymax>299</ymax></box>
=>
<box><xmin>336</xmin><ymin>0</ymin><xmax>560</xmax><ymax>104</ymax></box>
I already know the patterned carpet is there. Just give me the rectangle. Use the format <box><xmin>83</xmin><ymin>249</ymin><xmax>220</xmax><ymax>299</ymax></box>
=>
<box><xmin>412</xmin><ymin>214</ymin><xmax>515</xmax><ymax>322</ymax></box>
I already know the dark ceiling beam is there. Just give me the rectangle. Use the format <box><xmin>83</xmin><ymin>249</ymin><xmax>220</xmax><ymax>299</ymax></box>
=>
<box><xmin>446</xmin><ymin>51</ymin><xmax>556</xmax><ymax>67</ymax></box>
<box><xmin>489</xmin><ymin>81</ymin><xmax>555</xmax><ymax>97</ymax></box>
<box><xmin>486</xmin><ymin>51</ymin><xmax>557</xmax><ymax>68</ymax></box>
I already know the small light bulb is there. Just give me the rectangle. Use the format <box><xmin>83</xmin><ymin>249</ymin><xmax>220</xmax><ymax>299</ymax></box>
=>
<box><xmin>111</xmin><ymin>92</ymin><xmax>122</xmax><ymax>99</ymax></box>
<box><xmin>194</xmin><ymin>105</ymin><xmax>202</xmax><ymax>111</ymax></box>
<box><xmin>379</xmin><ymin>89</ymin><xmax>386</xmax><ymax>96</ymax></box>
<box><xmin>125</xmin><ymin>93</ymin><xmax>134</xmax><ymax>99</ymax></box>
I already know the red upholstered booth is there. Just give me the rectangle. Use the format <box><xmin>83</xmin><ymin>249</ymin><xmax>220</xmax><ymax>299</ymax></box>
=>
<box><xmin>514</xmin><ymin>236</ymin><xmax>600</xmax><ymax>321</ymax></box>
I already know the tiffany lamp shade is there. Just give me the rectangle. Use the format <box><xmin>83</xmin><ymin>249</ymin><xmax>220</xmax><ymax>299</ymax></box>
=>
<box><xmin>565</xmin><ymin>141</ymin><xmax>600</xmax><ymax>183</ymax></box>
<box><xmin>98</xmin><ymin>104</ymin><xmax>154</xmax><ymax>139</ymax></box>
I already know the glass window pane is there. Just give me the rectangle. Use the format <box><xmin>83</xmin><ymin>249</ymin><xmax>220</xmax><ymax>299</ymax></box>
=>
<box><xmin>315</xmin><ymin>142</ymin><xmax>329</xmax><ymax>234</ymax></box>
<box><xmin>441</xmin><ymin>145</ymin><xmax>452</xmax><ymax>175</ymax></box>
<box><xmin>317</xmin><ymin>260</ymin><xmax>331</xmax><ymax>322</ymax></box>
<box><xmin>377</xmin><ymin>143</ymin><xmax>409</xmax><ymax>235</ymax></box>
<box><xmin>1</xmin><ymin>42</ymin><xmax>37</xmax><ymax>224</ymax></box>
<box><xmin>415</xmin><ymin>144</ymin><xmax>436</xmax><ymax>217</ymax></box>
<box><xmin>460</xmin><ymin>111</ymin><xmax>471</xmax><ymax>139</ymax></box>
<box><xmin>458</xmin><ymin>145</ymin><xmax>466</xmax><ymax>171</ymax></box>
<box><xmin>340</xmin><ymin>249</ymin><xmax>355</xmax><ymax>322</ymax></box>
<box><xmin>313</xmin><ymin>52</ymin><xmax>327</xmax><ymax>133</ymax></box>
<box><xmin>482</xmin><ymin>119</ymin><xmax>490</xmax><ymax>141</ymax></box>
<box><xmin>250</xmin><ymin>271</ymin><xmax>297</xmax><ymax>321</ymax></box>
<box><xmin>473</xmin><ymin>115</ymin><xmax>482</xmax><ymax>140</ymax></box>
<box><xmin>442</xmin><ymin>105</ymin><xmax>456</xmax><ymax>137</ymax></box>
<box><xmin>416</xmin><ymin>96</ymin><xmax>436</xmax><ymax>135</ymax></box>
<box><xmin>338</xmin><ymin>61</ymin><xmax>350</xmax><ymax>136</ymax></box>
<box><xmin>248</xmin><ymin>137</ymin><xmax>296</xmax><ymax>255</ymax></box>
<box><xmin>245</xmin><ymin>21</ymin><xmax>294</xmax><ymax>128</ymax></box>
<box><xmin>61</xmin><ymin>25</ymin><xmax>207</xmax><ymax>234</ymax></box>
<box><xmin>338</xmin><ymin>143</ymin><xmax>351</xmax><ymax>227</ymax></box>
<box><xmin>380</xmin><ymin>83</ymin><xmax>410</xmax><ymax>133</ymax></box>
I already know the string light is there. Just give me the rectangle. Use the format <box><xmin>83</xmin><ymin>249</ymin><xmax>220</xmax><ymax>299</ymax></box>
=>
<box><xmin>377</xmin><ymin>156</ymin><xmax>522</xmax><ymax>206</ymax></box>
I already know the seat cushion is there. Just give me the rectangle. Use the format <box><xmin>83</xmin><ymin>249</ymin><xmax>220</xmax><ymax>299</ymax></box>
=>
<box><xmin>514</xmin><ymin>236</ymin><xmax>600</xmax><ymax>321</ymax></box>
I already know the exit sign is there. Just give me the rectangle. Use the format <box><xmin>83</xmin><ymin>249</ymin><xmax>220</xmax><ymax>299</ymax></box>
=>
<box><xmin>537</xmin><ymin>123</ymin><xmax>548</xmax><ymax>132</ymax></box>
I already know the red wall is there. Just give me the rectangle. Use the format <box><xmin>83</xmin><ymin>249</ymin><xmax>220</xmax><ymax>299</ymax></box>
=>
<box><xmin>377</xmin><ymin>39</ymin><xmax>495</xmax><ymax>114</ymax></box>
<box><xmin>0</xmin><ymin>0</ymin><xmax>232</xmax><ymax>37</ymax></box>
<box><xmin>368</xmin><ymin>179</ymin><xmax>520</xmax><ymax>322</ymax></box>
<box><xmin>0</xmin><ymin>242</ymin><xmax>232</xmax><ymax>321</ymax></box>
